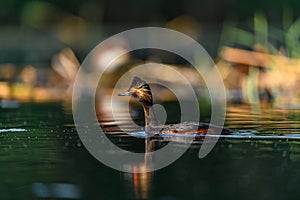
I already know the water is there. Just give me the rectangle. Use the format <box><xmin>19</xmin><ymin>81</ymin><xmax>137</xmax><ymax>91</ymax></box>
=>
<box><xmin>1</xmin><ymin>101</ymin><xmax>300</xmax><ymax>199</ymax></box>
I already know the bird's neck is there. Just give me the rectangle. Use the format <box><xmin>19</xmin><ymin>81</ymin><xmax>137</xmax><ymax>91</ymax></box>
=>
<box><xmin>142</xmin><ymin>103</ymin><xmax>159</xmax><ymax>129</ymax></box>
<box><xmin>143</xmin><ymin>105</ymin><xmax>153</xmax><ymax>128</ymax></box>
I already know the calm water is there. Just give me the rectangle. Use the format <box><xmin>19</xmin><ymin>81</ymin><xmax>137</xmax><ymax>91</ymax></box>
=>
<box><xmin>1</xmin><ymin>101</ymin><xmax>300</xmax><ymax>200</ymax></box>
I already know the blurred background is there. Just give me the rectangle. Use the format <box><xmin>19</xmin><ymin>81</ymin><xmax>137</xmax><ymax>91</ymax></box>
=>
<box><xmin>1</xmin><ymin>0</ymin><xmax>300</xmax><ymax>107</ymax></box>
<box><xmin>2</xmin><ymin>1</ymin><xmax>300</xmax><ymax>200</ymax></box>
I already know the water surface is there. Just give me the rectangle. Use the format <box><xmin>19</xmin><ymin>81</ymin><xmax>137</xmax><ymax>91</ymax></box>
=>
<box><xmin>1</xmin><ymin>102</ymin><xmax>300</xmax><ymax>199</ymax></box>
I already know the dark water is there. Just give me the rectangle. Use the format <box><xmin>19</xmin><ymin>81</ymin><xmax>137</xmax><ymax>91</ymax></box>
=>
<box><xmin>1</xmin><ymin>102</ymin><xmax>300</xmax><ymax>200</ymax></box>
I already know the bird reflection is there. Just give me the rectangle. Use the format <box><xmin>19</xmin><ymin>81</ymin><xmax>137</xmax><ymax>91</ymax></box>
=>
<box><xmin>123</xmin><ymin>138</ymin><xmax>156</xmax><ymax>199</ymax></box>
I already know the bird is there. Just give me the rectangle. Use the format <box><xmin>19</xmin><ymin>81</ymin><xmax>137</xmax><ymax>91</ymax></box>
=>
<box><xmin>118</xmin><ymin>76</ymin><xmax>232</xmax><ymax>136</ymax></box>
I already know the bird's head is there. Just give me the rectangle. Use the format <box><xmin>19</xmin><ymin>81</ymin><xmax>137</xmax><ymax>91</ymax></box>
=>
<box><xmin>118</xmin><ymin>76</ymin><xmax>153</xmax><ymax>107</ymax></box>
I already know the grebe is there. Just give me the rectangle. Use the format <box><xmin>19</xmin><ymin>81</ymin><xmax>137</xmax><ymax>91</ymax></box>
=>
<box><xmin>118</xmin><ymin>76</ymin><xmax>232</xmax><ymax>135</ymax></box>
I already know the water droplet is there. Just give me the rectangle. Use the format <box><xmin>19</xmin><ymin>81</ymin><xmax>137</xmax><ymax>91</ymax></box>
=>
<box><xmin>77</xmin><ymin>142</ymin><xmax>82</xmax><ymax>147</ymax></box>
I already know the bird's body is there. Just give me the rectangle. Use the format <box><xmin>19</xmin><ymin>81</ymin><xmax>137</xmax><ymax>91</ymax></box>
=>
<box><xmin>118</xmin><ymin>76</ymin><xmax>232</xmax><ymax>136</ymax></box>
<box><xmin>152</xmin><ymin>121</ymin><xmax>231</xmax><ymax>135</ymax></box>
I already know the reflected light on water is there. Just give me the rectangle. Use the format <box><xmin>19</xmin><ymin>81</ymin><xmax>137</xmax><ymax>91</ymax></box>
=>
<box><xmin>226</xmin><ymin>104</ymin><xmax>300</xmax><ymax>135</ymax></box>
<box><xmin>123</xmin><ymin>139</ymin><xmax>154</xmax><ymax>199</ymax></box>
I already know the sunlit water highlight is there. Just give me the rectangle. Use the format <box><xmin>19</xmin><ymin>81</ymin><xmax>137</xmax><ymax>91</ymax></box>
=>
<box><xmin>0</xmin><ymin>128</ymin><xmax>27</xmax><ymax>133</ymax></box>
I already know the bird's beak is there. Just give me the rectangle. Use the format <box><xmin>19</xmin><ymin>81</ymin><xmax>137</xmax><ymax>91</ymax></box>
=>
<box><xmin>118</xmin><ymin>91</ymin><xmax>131</xmax><ymax>96</ymax></box>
